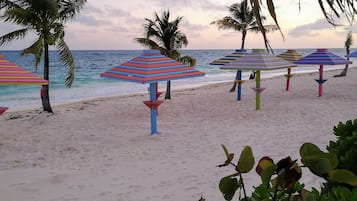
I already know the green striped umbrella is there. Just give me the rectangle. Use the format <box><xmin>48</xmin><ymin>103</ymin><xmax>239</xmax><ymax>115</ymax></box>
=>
<box><xmin>222</xmin><ymin>49</ymin><xmax>297</xmax><ymax>110</ymax></box>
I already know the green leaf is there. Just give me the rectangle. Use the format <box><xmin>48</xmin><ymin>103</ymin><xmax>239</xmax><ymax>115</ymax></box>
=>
<box><xmin>237</xmin><ymin>146</ymin><xmax>255</xmax><ymax>173</ymax></box>
<box><xmin>328</xmin><ymin>169</ymin><xmax>357</xmax><ymax>187</ymax></box>
<box><xmin>260</xmin><ymin>163</ymin><xmax>277</xmax><ymax>186</ymax></box>
<box><xmin>219</xmin><ymin>177</ymin><xmax>239</xmax><ymax>200</ymax></box>
<box><xmin>218</xmin><ymin>144</ymin><xmax>234</xmax><ymax>167</ymax></box>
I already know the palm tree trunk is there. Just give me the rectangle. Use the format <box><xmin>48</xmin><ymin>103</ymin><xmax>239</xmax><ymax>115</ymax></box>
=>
<box><xmin>42</xmin><ymin>43</ymin><xmax>53</xmax><ymax>113</ymax></box>
<box><xmin>165</xmin><ymin>80</ymin><xmax>171</xmax><ymax>99</ymax></box>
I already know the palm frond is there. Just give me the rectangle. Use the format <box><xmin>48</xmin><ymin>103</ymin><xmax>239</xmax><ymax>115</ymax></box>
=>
<box><xmin>0</xmin><ymin>0</ymin><xmax>21</xmax><ymax>10</ymax></box>
<box><xmin>0</xmin><ymin>28</ymin><xmax>28</xmax><ymax>47</ymax></box>
<box><xmin>58</xmin><ymin>0</ymin><xmax>87</xmax><ymax>21</ymax></box>
<box><xmin>3</xmin><ymin>7</ymin><xmax>40</xmax><ymax>28</ymax></box>
<box><xmin>178</xmin><ymin>55</ymin><xmax>196</xmax><ymax>67</ymax></box>
<box><xmin>56</xmin><ymin>37</ymin><xmax>75</xmax><ymax>87</ymax></box>
<box><xmin>20</xmin><ymin>36</ymin><xmax>44</xmax><ymax>70</ymax></box>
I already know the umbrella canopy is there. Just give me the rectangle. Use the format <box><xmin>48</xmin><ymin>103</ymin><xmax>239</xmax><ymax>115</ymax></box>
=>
<box><xmin>210</xmin><ymin>49</ymin><xmax>247</xmax><ymax>101</ymax></box>
<box><xmin>101</xmin><ymin>49</ymin><xmax>205</xmax><ymax>135</ymax></box>
<box><xmin>209</xmin><ymin>49</ymin><xmax>247</xmax><ymax>65</ymax></box>
<box><xmin>222</xmin><ymin>49</ymin><xmax>297</xmax><ymax>110</ymax></box>
<box><xmin>347</xmin><ymin>50</ymin><xmax>357</xmax><ymax>57</ymax></box>
<box><xmin>101</xmin><ymin>50</ymin><xmax>204</xmax><ymax>84</ymax></box>
<box><xmin>0</xmin><ymin>54</ymin><xmax>48</xmax><ymax>85</ymax></box>
<box><xmin>277</xmin><ymin>50</ymin><xmax>303</xmax><ymax>91</ymax></box>
<box><xmin>294</xmin><ymin>48</ymin><xmax>352</xmax><ymax>96</ymax></box>
<box><xmin>294</xmin><ymin>48</ymin><xmax>352</xmax><ymax>65</ymax></box>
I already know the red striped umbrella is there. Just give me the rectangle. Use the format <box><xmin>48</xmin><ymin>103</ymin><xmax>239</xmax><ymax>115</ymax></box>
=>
<box><xmin>294</xmin><ymin>48</ymin><xmax>352</xmax><ymax>96</ymax></box>
<box><xmin>0</xmin><ymin>54</ymin><xmax>48</xmax><ymax>85</ymax></box>
<box><xmin>101</xmin><ymin>49</ymin><xmax>205</xmax><ymax>135</ymax></box>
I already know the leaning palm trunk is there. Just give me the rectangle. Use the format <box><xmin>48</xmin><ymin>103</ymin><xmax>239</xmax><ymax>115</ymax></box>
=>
<box><xmin>42</xmin><ymin>43</ymin><xmax>53</xmax><ymax>112</ymax></box>
<box><xmin>335</xmin><ymin>31</ymin><xmax>352</xmax><ymax>77</ymax></box>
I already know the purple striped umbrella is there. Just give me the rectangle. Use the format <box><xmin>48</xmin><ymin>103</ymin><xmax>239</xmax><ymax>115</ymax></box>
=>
<box><xmin>294</xmin><ymin>48</ymin><xmax>352</xmax><ymax>97</ymax></box>
<box><xmin>101</xmin><ymin>49</ymin><xmax>205</xmax><ymax>135</ymax></box>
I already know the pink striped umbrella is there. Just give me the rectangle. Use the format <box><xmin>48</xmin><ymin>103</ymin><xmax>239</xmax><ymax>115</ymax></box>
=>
<box><xmin>0</xmin><ymin>54</ymin><xmax>48</xmax><ymax>115</ymax></box>
<box><xmin>101</xmin><ymin>49</ymin><xmax>205</xmax><ymax>134</ymax></box>
<box><xmin>0</xmin><ymin>54</ymin><xmax>48</xmax><ymax>85</ymax></box>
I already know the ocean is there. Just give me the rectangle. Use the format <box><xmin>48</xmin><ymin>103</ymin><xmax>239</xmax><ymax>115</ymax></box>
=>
<box><xmin>1</xmin><ymin>48</ymin><xmax>356</xmax><ymax>111</ymax></box>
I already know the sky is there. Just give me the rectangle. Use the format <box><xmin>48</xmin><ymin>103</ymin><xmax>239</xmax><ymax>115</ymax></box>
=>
<box><xmin>0</xmin><ymin>0</ymin><xmax>356</xmax><ymax>50</ymax></box>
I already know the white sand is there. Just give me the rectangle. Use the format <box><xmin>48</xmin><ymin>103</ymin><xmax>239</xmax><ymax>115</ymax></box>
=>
<box><xmin>0</xmin><ymin>68</ymin><xmax>356</xmax><ymax>201</ymax></box>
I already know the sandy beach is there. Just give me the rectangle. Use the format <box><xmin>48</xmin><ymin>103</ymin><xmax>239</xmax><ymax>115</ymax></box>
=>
<box><xmin>1</xmin><ymin>68</ymin><xmax>356</xmax><ymax>201</ymax></box>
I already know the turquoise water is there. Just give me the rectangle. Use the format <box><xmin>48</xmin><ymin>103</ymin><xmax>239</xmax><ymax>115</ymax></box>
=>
<box><xmin>0</xmin><ymin>49</ymin><xmax>356</xmax><ymax>111</ymax></box>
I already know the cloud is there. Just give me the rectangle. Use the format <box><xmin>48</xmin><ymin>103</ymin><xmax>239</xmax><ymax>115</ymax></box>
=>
<box><xmin>288</xmin><ymin>18</ymin><xmax>343</xmax><ymax>37</ymax></box>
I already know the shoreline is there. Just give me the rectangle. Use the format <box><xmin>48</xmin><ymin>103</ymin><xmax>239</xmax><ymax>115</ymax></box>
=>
<box><xmin>3</xmin><ymin>66</ymin><xmax>356</xmax><ymax>113</ymax></box>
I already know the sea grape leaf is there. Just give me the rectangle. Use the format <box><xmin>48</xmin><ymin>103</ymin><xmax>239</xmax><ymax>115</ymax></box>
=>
<box><xmin>237</xmin><ymin>146</ymin><xmax>255</xmax><ymax>173</ymax></box>
<box><xmin>328</xmin><ymin>169</ymin><xmax>357</xmax><ymax>187</ymax></box>
<box><xmin>256</xmin><ymin>156</ymin><xmax>274</xmax><ymax>175</ymax></box>
<box><xmin>219</xmin><ymin>177</ymin><xmax>239</xmax><ymax>200</ymax></box>
<box><xmin>260</xmin><ymin>163</ymin><xmax>277</xmax><ymax>186</ymax></box>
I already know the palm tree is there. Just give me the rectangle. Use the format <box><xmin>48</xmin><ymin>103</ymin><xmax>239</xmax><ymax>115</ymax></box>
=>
<box><xmin>0</xmin><ymin>0</ymin><xmax>86</xmax><ymax>112</ymax></box>
<box><xmin>249</xmin><ymin>0</ymin><xmax>356</xmax><ymax>53</ymax></box>
<box><xmin>211</xmin><ymin>0</ymin><xmax>277</xmax><ymax>92</ymax></box>
<box><xmin>335</xmin><ymin>31</ymin><xmax>353</xmax><ymax>77</ymax></box>
<box><xmin>135</xmin><ymin>10</ymin><xmax>195</xmax><ymax>100</ymax></box>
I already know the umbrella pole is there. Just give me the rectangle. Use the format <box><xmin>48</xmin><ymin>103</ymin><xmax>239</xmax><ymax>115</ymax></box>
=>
<box><xmin>237</xmin><ymin>70</ymin><xmax>242</xmax><ymax>101</ymax></box>
<box><xmin>149</xmin><ymin>83</ymin><xmax>158</xmax><ymax>134</ymax></box>
<box><xmin>318</xmin><ymin>65</ymin><xmax>323</xmax><ymax>97</ymax></box>
<box><xmin>256</xmin><ymin>71</ymin><xmax>261</xmax><ymax>110</ymax></box>
<box><xmin>286</xmin><ymin>68</ymin><xmax>291</xmax><ymax>91</ymax></box>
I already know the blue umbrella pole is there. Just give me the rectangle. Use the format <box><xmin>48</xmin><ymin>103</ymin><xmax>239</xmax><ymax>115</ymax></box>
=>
<box><xmin>149</xmin><ymin>83</ymin><xmax>158</xmax><ymax>135</ymax></box>
<box><xmin>236</xmin><ymin>70</ymin><xmax>242</xmax><ymax>101</ymax></box>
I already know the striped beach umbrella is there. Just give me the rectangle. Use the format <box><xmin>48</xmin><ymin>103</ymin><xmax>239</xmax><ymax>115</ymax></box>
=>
<box><xmin>347</xmin><ymin>50</ymin><xmax>357</xmax><ymax>57</ymax></box>
<box><xmin>210</xmin><ymin>49</ymin><xmax>247</xmax><ymax>101</ymax></box>
<box><xmin>101</xmin><ymin>49</ymin><xmax>205</xmax><ymax>135</ymax></box>
<box><xmin>0</xmin><ymin>54</ymin><xmax>48</xmax><ymax>85</ymax></box>
<box><xmin>222</xmin><ymin>49</ymin><xmax>297</xmax><ymax>110</ymax></box>
<box><xmin>0</xmin><ymin>54</ymin><xmax>48</xmax><ymax>115</ymax></box>
<box><xmin>294</xmin><ymin>48</ymin><xmax>352</xmax><ymax>97</ymax></box>
<box><xmin>277</xmin><ymin>50</ymin><xmax>303</xmax><ymax>91</ymax></box>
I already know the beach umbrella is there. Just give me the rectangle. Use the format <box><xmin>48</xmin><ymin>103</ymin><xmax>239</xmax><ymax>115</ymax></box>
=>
<box><xmin>0</xmin><ymin>54</ymin><xmax>48</xmax><ymax>85</ymax></box>
<box><xmin>347</xmin><ymin>50</ymin><xmax>357</xmax><ymax>57</ymax></box>
<box><xmin>294</xmin><ymin>48</ymin><xmax>352</xmax><ymax>97</ymax></box>
<box><xmin>0</xmin><ymin>54</ymin><xmax>48</xmax><ymax>115</ymax></box>
<box><xmin>101</xmin><ymin>49</ymin><xmax>205</xmax><ymax>135</ymax></box>
<box><xmin>277</xmin><ymin>49</ymin><xmax>303</xmax><ymax>91</ymax></box>
<box><xmin>221</xmin><ymin>49</ymin><xmax>297</xmax><ymax>110</ymax></box>
<box><xmin>210</xmin><ymin>49</ymin><xmax>247</xmax><ymax>101</ymax></box>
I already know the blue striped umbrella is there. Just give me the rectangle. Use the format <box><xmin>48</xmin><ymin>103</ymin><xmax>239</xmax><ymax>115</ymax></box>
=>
<box><xmin>294</xmin><ymin>48</ymin><xmax>352</xmax><ymax>97</ymax></box>
<box><xmin>347</xmin><ymin>50</ymin><xmax>357</xmax><ymax>57</ymax></box>
<box><xmin>222</xmin><ymin>49</ymin><xmax>296</xmax><ymax>110</ymax></box>
<box><xmin>101</xmin><ymin>49</ymin><xmax>205</xmax><ymax>135</ymax></box>
<box><xmin>210</xmin><ymin>49</ymin><xmax>247</xmax><ymax>101</ymax></box>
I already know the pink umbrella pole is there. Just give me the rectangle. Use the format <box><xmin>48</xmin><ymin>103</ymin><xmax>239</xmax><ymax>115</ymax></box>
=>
<box><xmin>315</xmin><ymin>64</ymin><xmax>327</xmax><ymax>97</ymax></box>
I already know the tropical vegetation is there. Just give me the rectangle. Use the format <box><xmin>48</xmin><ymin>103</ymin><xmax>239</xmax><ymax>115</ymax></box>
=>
<box><xmin>211</xmin><ymin>0</ymin><xmax>277</xmax><ymax>92</ymax></box>
<box><xmin>335</xmin><ymin>31</ymin><xmax>353</xmax><ymax>77</ymax></box>
<box><xmin>0</xmin><ymin>0</ymin><xmax>87</xmax><ymax>112</ymax></box>
<box><xmin>135</xmin><ymin>10</ymin><xmax>196</xmax><ymax>100</ymax></box>
<box><xmin>247</xmin><ymin>0</ymin><xmax>356</xmax><ymax>51</ymax></box>
<box><xmin>208</xmin><ymin>118</ymin><xmax>357</xmax><ymax>201</ymax></box>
